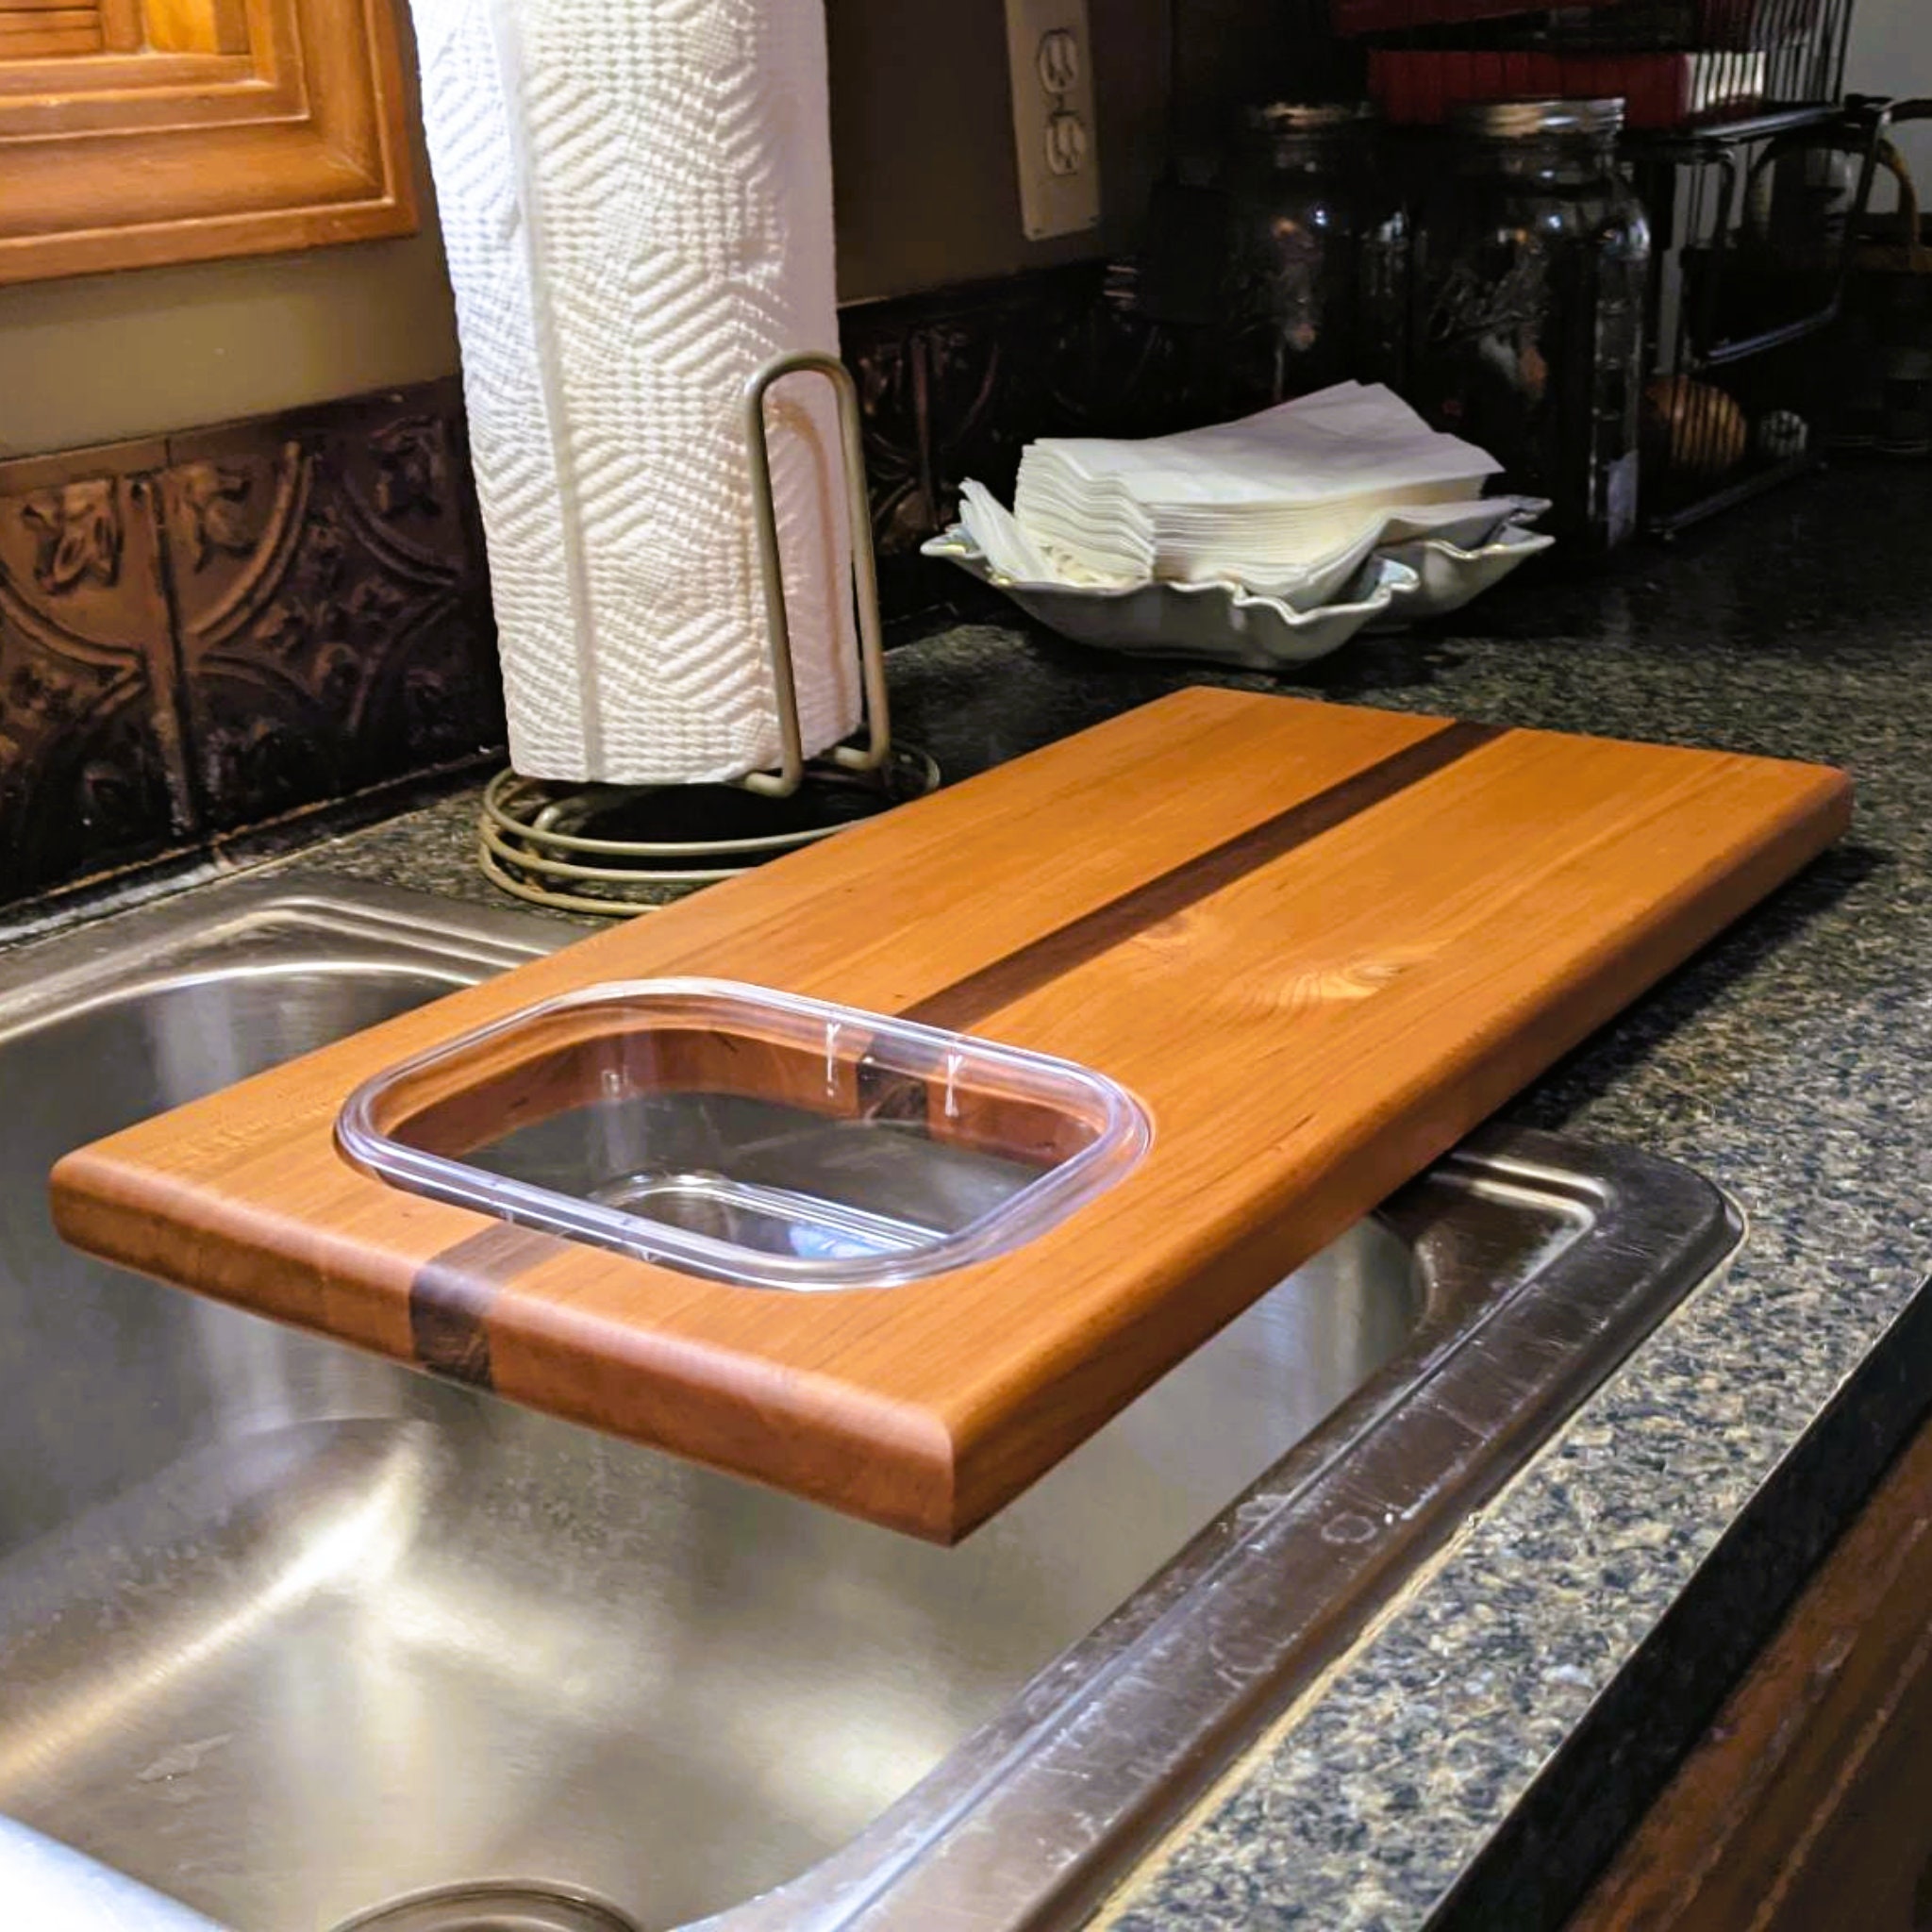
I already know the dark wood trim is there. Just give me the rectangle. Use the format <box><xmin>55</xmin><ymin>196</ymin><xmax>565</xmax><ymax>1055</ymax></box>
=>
<box><xmin>1572</xmin><ymin>1408</ymin><xmax>1932</xmax><ymax>1932</ymax></box>
<box><xmin>410</xmin><ymin>1222</ymin><xmax>566</xmax><ymax>1389</ymax></box>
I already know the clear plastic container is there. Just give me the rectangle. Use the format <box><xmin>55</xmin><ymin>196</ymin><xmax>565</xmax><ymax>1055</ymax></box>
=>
<box><xmin>337</xmin><ymin>979</ymin><xmax>1151</xmax><ymax>1291</ymax></box>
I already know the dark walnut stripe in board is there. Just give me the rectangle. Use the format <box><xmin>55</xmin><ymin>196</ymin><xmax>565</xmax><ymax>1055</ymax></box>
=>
<box><xmin>409</xmin><ymin>1221</ymin><xmax>575</xmax><ymax>1386</ymax></box>
<box><xmin>404</xmin><ymin>717</ymin><xmax>1508</xmax><ymax>1362</ymax></box>
<box><xmin>906</xmin><ymin>718</ymin><xmax>1508</xmax><ymax>1034</ymax></box>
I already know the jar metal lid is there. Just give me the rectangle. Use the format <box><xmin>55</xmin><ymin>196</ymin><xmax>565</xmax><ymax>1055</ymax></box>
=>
<box><xmin>1451</xmin><ymin>98</ymin><xmax>1625</xmax><ymax>141</ymax></box>
<box><xmin>1245</xmin><ymin>101</ymin><xmax>1373</xmax><ymax>137</ymax></box>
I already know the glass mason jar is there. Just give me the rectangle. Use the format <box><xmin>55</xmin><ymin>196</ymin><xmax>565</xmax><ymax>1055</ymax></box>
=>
<box><xmin>1408</xmin><ymin>99</ymin><xmax>1652</xmax><ymax>554</ymax></box>
<box><xmin>1222</xmin><ymin>103</ymin><xmax>1408</xmax><ymax>413</ymax></box>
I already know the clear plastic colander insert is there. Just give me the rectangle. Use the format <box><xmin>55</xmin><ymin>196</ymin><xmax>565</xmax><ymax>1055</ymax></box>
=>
<box><xmin>337</xmin><ymin>979</ymin><xmax>1150</xmax><ymax>1291</ymax></box>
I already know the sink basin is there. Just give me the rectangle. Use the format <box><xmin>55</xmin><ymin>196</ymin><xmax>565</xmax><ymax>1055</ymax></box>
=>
<box><xmin>0</xmin><ymin>877</ymin><xmax>1740</xmax><ymax>1932</ymax></box>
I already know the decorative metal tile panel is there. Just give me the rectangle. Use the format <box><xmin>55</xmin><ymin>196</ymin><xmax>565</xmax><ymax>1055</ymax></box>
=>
<box><xmin>0</xmin><ymin>459</ymin><xmax>187</xmax><ymax>901</ymax></box>
<box><xmin>839</xmin><ymin>264</ymin><xmax>1210</xmax><ymax>558</ymax></box>
<box><xmin>161</xmin><ymin>386</ymin><xmax>504</xmax><ymax>832</ymax></box>
<box><xmin>0</xmin><ymin>381</ymin><xmax>502</xmax><ymax>908</ymax></box>
<box><xmin>0</xmin><ymin>281</ymin><xmax>1211</xmax><ymax>910</ymax></box>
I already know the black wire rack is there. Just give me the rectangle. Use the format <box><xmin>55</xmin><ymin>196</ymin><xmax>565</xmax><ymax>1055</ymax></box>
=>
<box><xmin>1341</xmin><ymin>0</ymin><xmax>1857</xmax><ymax>134</ymax></box>
<box><xmin>1627</xmin><ymin>93</ymin><xmax>1886</xmax><ymax>531</ymax></box>
<box><xmin>1309</xmin><ymin>0</ymin><xmax>1874</xmax><ymax>532</ymax></box>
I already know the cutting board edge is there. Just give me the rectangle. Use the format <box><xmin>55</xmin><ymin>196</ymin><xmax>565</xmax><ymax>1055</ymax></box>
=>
<box><xmin>40</xmin><ymin>697</ymin><xmax>1859</xmax><ymax>1542</ymax></box>
<box><xmin>48</xmin><ymin>1142</ymin><xmax>977</xmax><ymax>1540</ymax></box>
<box><xmin>50</xmin><ymin>1142</ymin><xmax>429</xmax><ymax>1363</ymax></box>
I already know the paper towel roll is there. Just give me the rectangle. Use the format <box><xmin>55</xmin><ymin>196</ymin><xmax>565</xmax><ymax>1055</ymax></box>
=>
<box><xmin>409</xmin><ymin>0</ymin><xmax>860</xmax><ymax>785</ymax></box>
<box><xmin>0</xmin><ymin>1815</ymin><xmax>231</xmax><ymax>1929</ymax></box>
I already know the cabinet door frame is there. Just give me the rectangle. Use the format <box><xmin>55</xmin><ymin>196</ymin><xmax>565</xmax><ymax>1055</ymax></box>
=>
<box><xmin>0</xmin><ymin>0</ymin><xmax>417</xmax><ymax>285</ymax></box>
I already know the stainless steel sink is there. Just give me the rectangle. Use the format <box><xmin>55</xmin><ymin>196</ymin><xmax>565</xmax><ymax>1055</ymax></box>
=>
<box><xmin>0</xmin><ymin>876</ymin><xmax>1740</xmax><ymax>1932</ymax></box>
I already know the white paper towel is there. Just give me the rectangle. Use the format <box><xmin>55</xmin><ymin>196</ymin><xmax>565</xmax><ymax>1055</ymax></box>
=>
<box><xmin>408</xmin><ymin>0</ymin><xmax>860</xmax><ymax>784</ymax></box>
<box><xmin>0</xmin><ymin>1815</ymin><xmax>230</xmax><ymax>1929</ymax></box>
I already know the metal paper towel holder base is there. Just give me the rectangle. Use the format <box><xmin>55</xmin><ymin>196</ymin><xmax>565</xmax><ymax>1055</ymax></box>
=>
<box><xmin>477</xmin><ymin>350</ymin><xmax>939</xmax><ymax>916</ymax></box>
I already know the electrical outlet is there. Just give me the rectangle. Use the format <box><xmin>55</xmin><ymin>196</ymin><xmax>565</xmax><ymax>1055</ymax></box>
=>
<box><xmin>1003</xmin><ymin>0</ymin><xmax>1101</xmax><ymax>242</ymax></box>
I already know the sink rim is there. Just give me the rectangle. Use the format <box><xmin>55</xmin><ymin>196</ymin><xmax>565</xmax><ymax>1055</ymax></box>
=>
<box><xmin>0</xmin><ymin>874</ymin><xmax>1742</xmax><ymax>1932</ymax></box>
<box><xmin>735</xmin><ymin>1130</ymin><xmax>1740</xmax><ymax>1932</ymax></box>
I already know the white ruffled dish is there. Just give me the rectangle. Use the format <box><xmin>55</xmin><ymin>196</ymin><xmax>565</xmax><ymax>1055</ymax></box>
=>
<box><xmin>922</xmin><ymin>530</ymin><xmax>1417</xmax><ymax>670</ymax></box>
<box><xmin>1366</xmin><ymin>521</ymin><xmax>1556</xmax><ymax>630</ymax></box>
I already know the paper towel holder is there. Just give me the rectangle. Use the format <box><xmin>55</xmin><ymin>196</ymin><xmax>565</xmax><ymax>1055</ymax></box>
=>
<box><xmin>477</xmin><ymin>349</ymin><xmax>938</xmax><ymax>916</ymax></box>
<box><xmin>741</xmin><ymin>348</ymin><xmax>891</xmax><ymax>800</ymax></box>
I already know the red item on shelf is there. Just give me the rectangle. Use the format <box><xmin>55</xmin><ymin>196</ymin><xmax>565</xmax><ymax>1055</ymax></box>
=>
<box><xmin>1332</xmin><ymin>0</ymin><xmax>1626</xmax><ymax>32</ymax></box>
<box><xmin>1696</xmin><ymin>0</ymin><xmax>1824</xmax><ymax>46</ymax></box>
<box><xmin>1336</xmin><ymin>0</ymin><xmax>1824</xmax><ymax>45</ymax></box>
<box><xmin>1368</xmin><ymin>45</ymin><xmax>1771</xmax><ymax>129</ymax></box>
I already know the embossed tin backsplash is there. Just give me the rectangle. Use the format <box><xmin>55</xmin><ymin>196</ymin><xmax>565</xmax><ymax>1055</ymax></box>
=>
<box><xmin>0</xmin><ymin>268</ymin><xmax>1214</xmax><ymax>910</ymax></box>
<box><xmin>842</xmin><ymin>264</ymin><xmax>1209</xmax><ymax>558</ymax></box>
<box><xmin>0</xmin><ymin>380</ymin><xmax>502</xmax><ymax>907</ymax></box>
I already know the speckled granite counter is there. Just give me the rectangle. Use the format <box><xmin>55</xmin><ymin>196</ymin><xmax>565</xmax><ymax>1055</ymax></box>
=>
<box><xmin>20</xmin><ymin>467</ymin><xmax>1932</xmax><ymax>1926</ymax></box>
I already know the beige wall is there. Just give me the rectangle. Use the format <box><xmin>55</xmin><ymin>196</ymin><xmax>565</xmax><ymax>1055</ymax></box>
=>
<box><xmin>829</xmin><ymin>0</ymin><xmax>1171</xmax><ymax>303</ymax></box>
<box><xmin>0</xmin><ymin>0</ymin><xmax>1257</xmax><ymax>459</ymax></box>
<box><xmin>1847</xmin><ymin>0</ymin><xmax>1932</xmax><ymax>192</ymax></box>
<box><xmin>0</xmin><ymin>220</ymin><xmax>462</xmax><ymax>465</ymax></box>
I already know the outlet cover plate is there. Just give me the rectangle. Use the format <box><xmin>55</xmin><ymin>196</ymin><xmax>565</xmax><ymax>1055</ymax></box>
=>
<box><xmin>1004</xmin><ymin>0</ymin><xmax>1102</xmax><ymax>242</ymax></box>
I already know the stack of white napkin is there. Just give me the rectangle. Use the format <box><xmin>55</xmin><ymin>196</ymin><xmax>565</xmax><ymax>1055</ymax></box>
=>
<box><xmin>1000</xmin><ymin>383</ymin><xmax>1509</xmax><ymax>601</ymax></box>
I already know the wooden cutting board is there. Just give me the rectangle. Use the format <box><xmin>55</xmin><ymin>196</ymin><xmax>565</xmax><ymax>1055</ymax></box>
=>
<box><xmin>51</xmin><ymin>691</ymin><xmax>1850</xmax><ymax>1541</ymax></box>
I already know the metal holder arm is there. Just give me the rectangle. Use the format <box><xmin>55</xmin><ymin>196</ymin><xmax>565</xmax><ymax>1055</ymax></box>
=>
<box><xmin>741</xmin><ymin>350</ymin><xmax>892</xmax><ymax>799</ymax></box>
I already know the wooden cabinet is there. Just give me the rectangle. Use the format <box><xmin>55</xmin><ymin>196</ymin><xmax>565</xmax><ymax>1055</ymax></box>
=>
<box><xmin>0</xmin><ymin>0</ymin><xmax>415</xmax><ymax>283</ymax></box>
<box><xmin>1573</xmin><ymin>1413</ymin><xmax>1932</xmax><ymax>1931</ymax></box>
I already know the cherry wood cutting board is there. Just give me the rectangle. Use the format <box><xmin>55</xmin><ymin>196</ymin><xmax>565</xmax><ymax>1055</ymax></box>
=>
<box><xmin>51</xmin><ymin>691</ymin><xmax>1851</xmax><ymax>1541</ymax></box>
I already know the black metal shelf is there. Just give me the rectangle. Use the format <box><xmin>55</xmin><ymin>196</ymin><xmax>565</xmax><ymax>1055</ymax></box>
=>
<box><xmin>1633</xmin><ymin>87</ymin><xmax>1887</xmax><ymax>535</ymax></box>
<box><xmin>1697</xmin><ymin>301</ymin><xmax>1845</xmax><ymax>371</ymax></box>
<box><xmin>1625</xmin><ymin>103</ymin><xmax>1850</xmax><ymax>156</ymax></box>
<box><xmin>1648</xmin><ymin>449</ymin><xmax>1825</xmax><ymax>537</ymax></box>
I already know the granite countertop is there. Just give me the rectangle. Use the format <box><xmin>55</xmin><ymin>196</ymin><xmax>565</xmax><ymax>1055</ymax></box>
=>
<box><xmin>21</xmin><ymin>467</ymin><xmax>1932</xmax><ymax>1924</ymax></box>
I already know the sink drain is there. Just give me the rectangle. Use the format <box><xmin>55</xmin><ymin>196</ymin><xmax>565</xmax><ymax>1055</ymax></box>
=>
<box><xmin>331</xmin><ymin>1881</ymin><xmax>642</xmax><ymax>1932</ymax></box>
